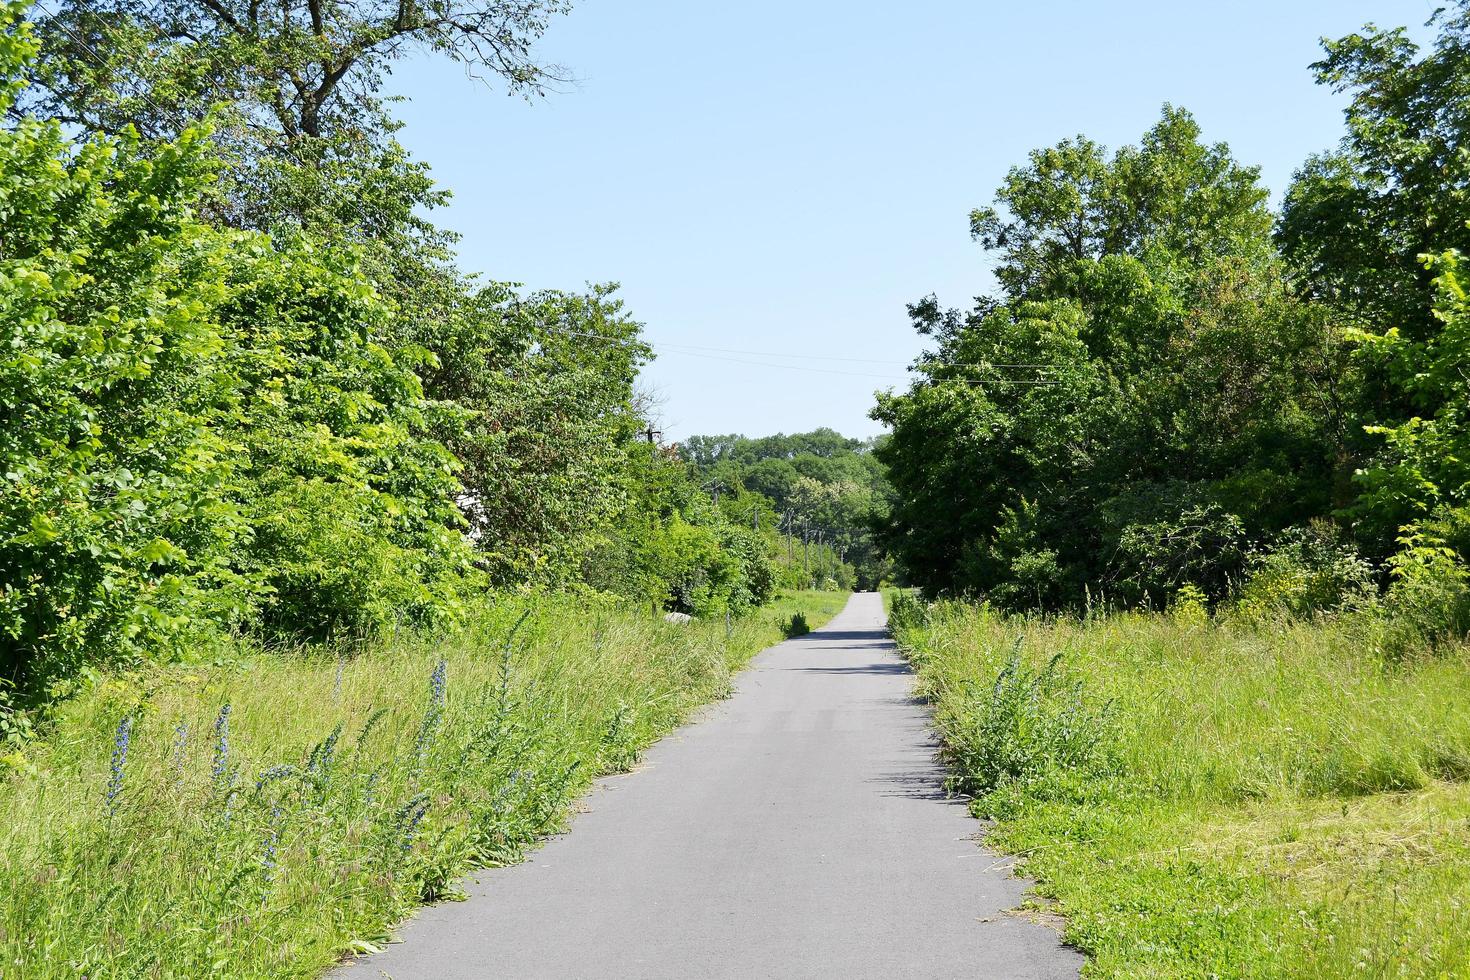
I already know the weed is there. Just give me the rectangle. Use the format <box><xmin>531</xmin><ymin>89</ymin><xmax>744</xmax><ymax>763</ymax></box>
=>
<box><xmin>0</xmin><ymin>589</ymin><xmax>848</xmax><ymax>977</ymax></box>
<box><xmin>782</xmin><ymin>611</ymin><xmax>810</xmax><ymax>638</ymax></box>
<box><xmin>891</xmin><ymin>595</ymin><xmax>1470</xmax><ymax>977</ymax></box>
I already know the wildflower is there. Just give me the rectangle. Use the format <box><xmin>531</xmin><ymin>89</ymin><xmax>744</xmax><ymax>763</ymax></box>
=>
<box><xmin>211</xmin><ymin>703</ymin><xmax>236</xmax><ymax>801</ymax></box>
<box><xmin>105</xmin><ymin>715</ymin><xmax>133</xmax><ymax>817</ymax></box>
<box><xmin>261</xmin><ymin>805</ymin><xmax>283</xmax><ymax>882</ymax></box>
<box><xmin>306</xmin><ymin>723</ymin><xmax>343</xmax><ymax>779</ymax></box>
<box><xmin>255</xmin><ymin>765</ymin><xmax>297</xmax><ymax>792</ymax></box>
<box><xmin>411</xmin><ymin>660</ymin><xmax>448</xmax><ymax>776</ymax></box>
<box><xmin>171</xmin><ymin>722</ymin><xmax>188</xmax><ymax>785</ymax></box>
<box><xmin>429</xmin><ymin>659</ymin><xmax>447</xmax><ymax>708</ymax></box>
<box><xmin>393</xmin><ymin>793</ymin><xmax>430</xmax><ymax>855</ymax></box>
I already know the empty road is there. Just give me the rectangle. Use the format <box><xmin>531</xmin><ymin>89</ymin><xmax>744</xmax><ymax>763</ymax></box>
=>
<box><xmin>336</xmin><ymin>592</ymin><xmax>1082</xmax><ymax>979</ymax></box>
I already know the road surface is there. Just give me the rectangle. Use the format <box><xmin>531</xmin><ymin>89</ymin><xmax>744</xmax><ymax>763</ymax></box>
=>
<box><xmin>335</xmin><ymin>592</ymin><xmax>1082</xmax><ymax>979</ymax></box>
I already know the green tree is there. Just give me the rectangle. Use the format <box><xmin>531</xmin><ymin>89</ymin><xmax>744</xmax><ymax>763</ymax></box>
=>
<box><xmin>1</xmin><ymin>1</ymin><xmax>480</xmax><ymax>696</ymax></box>
<box><xmin>1</xmin><ymin>8</ymin><xmax>248</xmax><ymax>693</ymax></box>
<box><xmin>415</xmin><ymin>281</ymin><xmax>652</xmax><ymax>587</ymax></box>
<box><xmin>1279</xmin><ymin>4</ymin><xmax>1470</xmax><ymax>346</ymax></box>
<box><xmin>876</xmin><ymin>110</ymin><xmax>1349</xmax><ymax>607</ymax></box>
<box><xmin>24</xmin><ymin>0</ymin><xmax>571</xmax><ymax>239</ymax></box>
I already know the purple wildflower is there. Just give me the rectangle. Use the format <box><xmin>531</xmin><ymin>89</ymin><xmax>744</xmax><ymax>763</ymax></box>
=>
<box><xmin>105</xmin><ymin>715</ymin><xmax>132</xmax><ymax>817</ymax></box>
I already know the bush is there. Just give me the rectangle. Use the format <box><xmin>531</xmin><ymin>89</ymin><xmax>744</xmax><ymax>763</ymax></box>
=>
<box><xmin>782</xmin><ymin>611</ymin><xmax>811</xmax><ymax>638</ymax></box>
<box><xmin>1104</xmin><ymin>493</ymin><xmax>1249</xmax><ymax>606</ymax></box>
<box><xmin>1236</xmin><ymin>521</ymin><xmax>1379</xmax><ymax>620</ymax></box>
<box><xmin>0</xmin><ymin>12</ymin><xmax>478</xmax><ymax>697</ymax></box>
<box><xmin>887</xmin><ymin>591</ymin><xmax>931</xmax><ymax>632</ymax></box>
<box><xmin>0</xmin><ymin>49</ymin><xmax>251</xmax><ymax>696</ymax></box>
<box><xmin>937</xmin><ymin>640</ymin><xmax>1115</xmax><ymax>806</ymax></box>
<box><xmin>1381</xmin><ymin>512</ymin><xmax>1470</xmax><ymax>652</ymax></box>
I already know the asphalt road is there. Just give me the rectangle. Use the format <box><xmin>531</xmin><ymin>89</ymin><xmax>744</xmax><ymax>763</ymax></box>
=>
<box><xmin>335</xmin><ymin>592</ymin><xmax>1083</xmax><ymax>979</ymax></box>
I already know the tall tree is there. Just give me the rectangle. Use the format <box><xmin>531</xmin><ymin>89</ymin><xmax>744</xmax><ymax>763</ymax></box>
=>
<box><xmin>23</xmin><ymin>0</ymin><xmax>572</xmax><ymax>237</ymax></box>
<box><xmin>1279</xmin><ymin>2</ymin><xmax>1470</xmax><ymax>346</ymax></box>
<box><xmin>877</xmin><ymin>109</ymin><xmax>1350</xmax><ymax>606</ymax></box>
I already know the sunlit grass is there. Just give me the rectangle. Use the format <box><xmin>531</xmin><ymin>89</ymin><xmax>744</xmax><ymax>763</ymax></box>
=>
<box><xmin>891</xmin><ymin>597</ymin><xmax>1470</xmax><ymax>978</ymax></box>
<box><xmin>0</xmin><ymin>590</ymin><xmax>847</xmax><ymax>978</ymax></box>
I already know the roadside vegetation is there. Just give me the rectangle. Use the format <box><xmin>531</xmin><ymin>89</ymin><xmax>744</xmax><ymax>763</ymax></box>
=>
<box><xmin>0</xmin><ymin>590</ymin><xmax>846</xmax><ymax>977</ymax></box>
<box><xmin>679</xmin><ymin>429</ymin><xmax>894</xmax><ymax>590</ymax></box>
<box><xmin>878</xmin><ymin>6</ymin><xmax>1470</xmax><ymax>976</ymax></box>
<box><xmin>0</xmin><ymin>1</ymin><xmax>854</xmax><ymax>973</ymax></box>
<box><xmin>890</xmin><ymin>594</ymin><xmax>1470</xmax><ymax>977</ymax></box>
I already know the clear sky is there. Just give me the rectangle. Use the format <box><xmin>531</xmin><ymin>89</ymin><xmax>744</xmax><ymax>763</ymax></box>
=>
<box><xmin>389</xmin><ymin>1</ymin><xmax>1436</xmax><ymax>442</ymax></box>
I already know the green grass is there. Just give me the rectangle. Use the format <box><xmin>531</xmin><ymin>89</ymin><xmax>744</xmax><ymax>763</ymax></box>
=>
<box><xmin>889</xmin><ymin>596</ymin><xmax>1470</xmax><ymax>978</ymax></box>
<box><xmin>0</xmin><ymin>589</ymin><xmax>847</xmax><ymax>978</ymax></box>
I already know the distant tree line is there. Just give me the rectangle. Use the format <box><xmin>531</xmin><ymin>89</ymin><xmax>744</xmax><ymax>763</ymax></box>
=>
<box><xmin>876</xmin><ymin>4</ymin><xmax>1470</xmax><ymax>641</ymax></box>
<box><xmin>678</xmin><ymin>429</ymin><xmax>894</xmax><ymax>590</ymax></box>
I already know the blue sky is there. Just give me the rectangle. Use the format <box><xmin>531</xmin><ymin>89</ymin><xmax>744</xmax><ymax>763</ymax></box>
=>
<box><xmin>390</xmin><ymin>1</ymin><xmax>1435</xmax><ymax>441</ymax></box>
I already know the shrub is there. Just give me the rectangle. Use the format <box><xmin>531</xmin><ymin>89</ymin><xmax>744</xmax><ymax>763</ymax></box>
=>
<box><xmin>1236</xmin><ymin>521</ymin><xmax>1379</xmax><ymax>620</ymax></box>
<box><xmin>937</xmin><ymin>640</ymin><xmax>1115</xmax><ymax>806</ymax></box>
<box><xmin>1381</xmin><ymin>512</ymin><xmax>1470</xmax><ymax>652</ymax></box>
<box><xmin>782</xmin><ymin>611</ymin><xmax>810</xmax><ymax>638</ymax></box>
<box><xmin>0</xmin><ymin>25</ymin><xmax>251</xmax><ymax>696</ymax></box>
<box><xmin>0</xmin><ymin>10</ymin><xmax>478</xmax><ymax>696</ymax></box>
<box><xmin>887</xmin><ymin>591</ymin><xmax>931</xmax><ymax>632</ymax></box>
<box><xmin>1105</xmin><ymin>495</ymin><xmax>1249</xmax><ymax>606</ymax></box>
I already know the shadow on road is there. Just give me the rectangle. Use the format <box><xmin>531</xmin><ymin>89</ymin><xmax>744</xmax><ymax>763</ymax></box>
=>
<box><xmin>797</xmin><ymin>629</ymin><xmax>893</xmax><ymax>642</ymax></box>
<box><xmin>870</xmin><ymin>769</ymin><xmax>967</xmax><ymax>804</ymax></box>
<box><xmin>791</xmin><ymin>661</ymin><xmax>912</xmax><ymax>675</ymax></box>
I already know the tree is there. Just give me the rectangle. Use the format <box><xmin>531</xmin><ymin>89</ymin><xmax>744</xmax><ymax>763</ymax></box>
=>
<box><xmin>1352</xmin><ymin>248</ymin><xmax>1470</xmax><ymax>547</ymax></box>
<box><xmin>1</xmin><ymin>0</ymin><xmax>482</xmax><ymax>696</ymax></box>
<box><xmin>417</xmin><ymin>281</ymin><xmax>653</xmax><ymax>587</ymax></box>
<box><xmin>972</xmin><ymin>105</ymin><xmax>1273</xmax><ymax>304</ymax></box>
<box><xmin>876</xmin><ymin>110</ymin><xmax>1350</xmax><ymax>606</ymax></box>
<box><xmin>24</xmin><ymin>0</ymin><xmax>571</xmax><ymax>238</ymax></box>
<box><xmin>1</xmin><ymin>8</ymin><xmax>247</xmax><ymax>693</ymax></box>
<box><xmin>678</xmin><ymin>429</ymin><xmax>892</xmax><ymax>589</ymax></box>
<box><xmin>1279</xmin><ymin>3</ymin><xmax>1470</xmax><ymax>346</ymax></box>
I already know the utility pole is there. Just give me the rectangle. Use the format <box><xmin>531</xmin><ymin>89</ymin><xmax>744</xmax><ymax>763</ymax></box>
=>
<box><xmin>802</xmin><ymin>525</ymin><xmax>810</xmax><ymax>586</ymax></box>
<box><xmin>640</xmin><ymin>426</ymin><xmax>662</xmax><ymax>446</ymax></box>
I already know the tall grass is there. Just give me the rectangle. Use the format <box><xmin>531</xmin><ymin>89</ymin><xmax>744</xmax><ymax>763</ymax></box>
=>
<box><xmin>891</xmin><ymin>594</ymin><xmax>1470</xmax><ymax>977</ymax></box>
<box><xmin>0</xmin><ymin>590</ymin><xmax>846</xmax><ymax>978</ymax></box>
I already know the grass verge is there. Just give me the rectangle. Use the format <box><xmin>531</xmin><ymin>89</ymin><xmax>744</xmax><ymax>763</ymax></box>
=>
<box><xmin>888</xmin><ymin>594</ymin><xmax>1470</xmax><ymax>978</ymax></box>
<box><xmin>0</xmin><ymin>589</ymin><xmax>847</xmax><ymax>978</ymax></box>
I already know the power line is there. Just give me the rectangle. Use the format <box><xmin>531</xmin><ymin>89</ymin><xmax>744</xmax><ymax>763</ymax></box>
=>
<box><xmin>534</xmin><ymin>326</ymin><xmax>1063</xmax><ymax>385</ymax></box>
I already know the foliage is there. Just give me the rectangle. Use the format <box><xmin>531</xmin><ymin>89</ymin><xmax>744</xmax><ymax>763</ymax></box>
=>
<box><xmin>930</xmin><ymin>640</ymin><xmax>1115</xmax><ymax>804</ymax></box>
<box><xmin>1235</xmin><ymin>521</ymin><xmax>1378</xmax><ymax>620</ymax></box>
<box><xmin>893</xmin><ymin>599</ymin><xmax>1470</xmax><ymax>977</ymax></box>
<box><xmin>0</xmin><ymin>17</ymin><xmax>249</xmax><ymax>693</ymax></box>
<box><xmin>678</xmin><ymin>428</ymin><xmax>892</xmax><ymax>589</ymax></box>
<box><xmin>781</xmin><ymin>610</ymin><xmax>809</xmax><ymax>638</ymax></box>
<box><xmin>1279</xmin><ymin>3</ymin><xmax>1470</xmax><ymax>351</ymax></box>
<box><xmin>415</xmin><ymin>281</ymin><xmax>652</xmax><ymax>588</ymax></box>
<box><xmin>1382</xmin><ymin>511</ymin><xmax>1470</xmax><ymax>652</ymax></box>
<box><xmin>0</xmin><ymin>590</ymin><xmax>848</xmax><ymax>977</ymax></box>
<box><xmin>24</xmin><ymin>0</ymin><xmax>571</xmax><ymax>242</ymax></box>
<box><xmin>1351</xmin><ymin>250</ymin><xmax>1470</xmax><ymax>547</ymax></box>
<box><xmin>876</xmin><ymin>109</ymin><xmax>1347</xmax><ymax>609</ymax></box>
<box><xmin>1</xmin><ymin>7</ymin><xmax>480</xmax><ymax>698</ymax></box>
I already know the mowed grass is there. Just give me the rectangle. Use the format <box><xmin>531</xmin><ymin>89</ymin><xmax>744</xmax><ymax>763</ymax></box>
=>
<box><xmin>0</xmin><ymin>590</ymin><xmax>848</xmax><ymax>978</ymax></box>
<box><xmin>889</xmin><ymin>598</ymin><xmax>1470</xmax><ymax>978</ymax></box>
